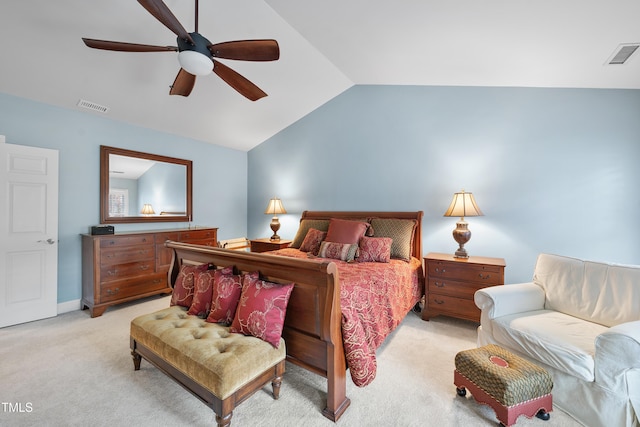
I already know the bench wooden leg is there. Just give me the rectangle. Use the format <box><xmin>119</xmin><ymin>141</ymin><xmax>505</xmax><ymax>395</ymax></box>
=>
<box><xmin>215</xmin><ymin>412</ymin><xmax>232</xmax><ymax>427</ymax></box>
<box><xmin>131</xmin><ymin>349</ymin><xmax>141</xmax><ymax>371</ymax></box>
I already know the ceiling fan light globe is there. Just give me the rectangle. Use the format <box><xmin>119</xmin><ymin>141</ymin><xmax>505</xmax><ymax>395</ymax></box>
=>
<box><xmin>178</xmin><ymin>51</ymin><xmax>213</xmax><ymax>76</ymax></box>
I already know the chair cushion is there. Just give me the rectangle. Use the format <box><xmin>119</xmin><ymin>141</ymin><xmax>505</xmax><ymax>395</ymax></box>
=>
<box><xmin>490</xmin><ymin>309</ymin><xmax>608</xmax><ymax>381</ymax></box>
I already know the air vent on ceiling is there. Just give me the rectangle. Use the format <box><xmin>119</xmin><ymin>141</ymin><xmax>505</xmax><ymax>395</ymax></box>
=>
<box><xmin>77</xmin><ymin>99</ymin><xmax>110</xmax><ymax>113</ymax></box>
<box><xmin>606</xmin><ymin>43</ymin><xmax>640</xmax><ymax>65</ymax></box>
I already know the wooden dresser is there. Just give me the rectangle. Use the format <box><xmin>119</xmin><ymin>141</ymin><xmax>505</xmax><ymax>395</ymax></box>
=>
<box><xmin>422</xmin><ymin>252</ymin><xmax>505</xmax><ymax>322</ymax></box>
<box><xmin>81</xmin><ymin>227</ymin><xmax>217</xmax><ymax>317</ymax></box>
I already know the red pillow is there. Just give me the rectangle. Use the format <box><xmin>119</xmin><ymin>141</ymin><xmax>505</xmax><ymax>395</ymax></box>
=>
<box><xmin>170</xmin><ymin>263</ymin><xmax>209</xmax><ymax>308</ymax></box>
<box><xmin>187</xmin><ymin>270</ymin><xmax>215</xmax><ymax>317</ymax></box>
<box><xmin>206</xmin><ymin>266</ymin><xmax>243</xmax><ymax>325</ymax></box>
<box><xmin>299</xmin><ymin>228</ymin><xmax>327</xmax><ymax>255</ymax></box>
<box><xmin>325</xmin><ymin>218</ymin><xmax>369</xmax><ymax>244</ymax></box>
<box><xmin>230</xmin><ymin>273</ymin><xmax>294</xmax><ymax>348</ymax></box>
<box><xmin>357</xmin><ymin>236</ymin><xmax>392</xmax><ymax>263</ymax></box>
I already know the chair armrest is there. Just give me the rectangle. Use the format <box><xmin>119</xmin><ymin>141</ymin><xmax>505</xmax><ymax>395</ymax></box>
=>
<box><xmin>595</xmin><ymin>320</ymin><xmax>640</xmax><ymax>400</ymax></box>
<box><xmin>474</xmin><ymin>282</ymin><xmax>545</xmax><ymax>320</ymax></box>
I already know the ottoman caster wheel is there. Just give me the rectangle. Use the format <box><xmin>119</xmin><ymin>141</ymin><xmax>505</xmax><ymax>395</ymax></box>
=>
<box><xmin>456</xmin><ymin>387</ymin><xmax>466</xmax><ymax>397</ymax></box>
<box><xmin>536</xmin><ymin>409</ymin><xmax>551</xmax><ymax>421</ymax></box>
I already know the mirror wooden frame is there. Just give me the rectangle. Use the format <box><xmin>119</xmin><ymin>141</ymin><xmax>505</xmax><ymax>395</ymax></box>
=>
<box><xmin>100</xmin><ymin>145</ymin><xmax>193</xmax><ymax>224</ymax></box>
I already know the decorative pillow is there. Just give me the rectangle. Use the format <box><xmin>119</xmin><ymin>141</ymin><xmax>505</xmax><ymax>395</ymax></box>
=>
<box><xmin>317</xmin><ymin>241</ymin><xmax>358</xmax><ymax>262</ymax></box>
<box><xmin>170</xmin><ymin>263</ymin><xmax>209</xmax><ymax>307</ymax></box>
<box><xmin>230</xmin><ymin>273</ymin><xmax>294</xmax><ymax>348</ymax></box>
<box><xmin>290</xmin><ymin>219</ymin><xmax>330</xmax><ymax>248</ymax></box>
<box><xmin>187</xmin><ymin>270</ymin><xmax>215</xmax><ymax>317</ymax></box>
<box><xmin>369</xmin><ymin>218</ymin><xmax>417</xmax><ymax>261</ymax></box>
<box><xmin>206</xmin><ymin>266</ymin><xmax>243</xmax><ymax>325</ymax></box>
<box><xmin>299</xmin><ymin>228</ymin><xmax>327</xmax><ymax>255</ymax></box>
<box><xmin>325</xmin><ymin>218</ymin><xmax>369</xmax><ymax>245</ymax></box>
<box><xmin>357</xmin><ymin>236</ymin><xmax>392</xmax><ymax>263</ymax></box>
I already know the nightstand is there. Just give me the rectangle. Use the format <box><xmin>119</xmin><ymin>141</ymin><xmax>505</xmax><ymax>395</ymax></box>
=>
<box><xmin>422</xmin><ymin>252</ymin><xmax>505</xmax><ymax>322</ymax></box>
<box><xmin>250</xmin><ymin>238</ymin><xmax>292</xmax><ymax>253</ymax></box>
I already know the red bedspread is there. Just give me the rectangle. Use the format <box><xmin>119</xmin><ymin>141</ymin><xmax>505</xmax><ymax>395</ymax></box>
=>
<box><xmin>270</xmin><ymin>248</ymin><xmax>424</xmax><ymax>387</ymax></box>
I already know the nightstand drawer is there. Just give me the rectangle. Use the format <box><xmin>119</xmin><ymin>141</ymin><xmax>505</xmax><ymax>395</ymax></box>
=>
<box><xmin>427</xmin><ymin>294</ymin><xmax>480</xmax><ymax>322</ymax></box>
<box><xmin>428</xmin><ymin>261</ymin><xmax>502</xmax><ymax>284</ymax></box>
<box><xmin>428</xmin><ymin>278</ymin><xmax>484</xmax><ymax>299</ymax></box>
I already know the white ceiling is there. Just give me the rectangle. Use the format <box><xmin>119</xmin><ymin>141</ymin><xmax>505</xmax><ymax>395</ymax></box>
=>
<box><xmin>1</xmin><ymin>1</ymin><xmax>639</xmax><ymax>152</ymax></box>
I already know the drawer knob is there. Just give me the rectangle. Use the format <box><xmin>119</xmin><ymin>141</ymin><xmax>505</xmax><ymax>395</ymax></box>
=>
<box><xmin>434</xmin><ymin>299</ymin><xmax>445</xmax><ymax>305</ymax></box>
<box><xmin>435</xmin><ymin>267</ymin><xmax>446</xmax><ymax>273</ymax></box>
<box><xmin>106</xmin><ymin>288</ymin><xmax>119</xmax><ymax>295</ymax></box>
<box><xmin>107</xmin><ymin>269</ymin><xmax>118</xmax><ymax>276</ymax></box>
<box><xmin>479</xmin><ymin>273</ymin><xmax>491</xmax><ymax>280</ymax></box>
<box><xmin>139</xmin><ymin>265</ymin><xmax>150</xmax><ymax>271</ymax></box>
<box><xmin>435</xmin><ymin>281</ymin><xmax>445</xmax><ymax>288</ymax></box>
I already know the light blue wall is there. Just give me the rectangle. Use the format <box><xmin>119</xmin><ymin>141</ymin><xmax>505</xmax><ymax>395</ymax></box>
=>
<box><xmin>0</xmin><ymin>93</ymin><xmax>248</xmax><ymax>304</ymax></box>
<box><xmin>248</xmin><ymin>85</ymin><xmax>640</xmax><ymax>284</ymax></box>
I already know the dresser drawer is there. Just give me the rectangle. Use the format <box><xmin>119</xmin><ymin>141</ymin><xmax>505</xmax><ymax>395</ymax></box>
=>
<box><xmin>100</xmin><ymin>260</ymin><xmax>155</xmax><ymax>282</ymax></box>
<box><xmin>428</xmin><ymin>278</ymin><xmax>485</xmax><ymax>299</ymax></box>
<box><xmin>101</xmin><ymin>245</ymin><xmax>154</xmax><ymax>265</ymax></box>
<box><xmin>100</xmin><ymin>235</ymin><xmax>154</xmax><ymax>248</ymax></box>
<box><xmin>428</xmin><ymin>261</ymin><xmax>502</xmax><ymax>284</ymax></box>
<box><xmin>427</xmin><ymin>294</ymin><xmax>480</xmax><ymax>322</ymax></box>
<box><xmin>180</xmin><ymin>229</ymin><xmax>217</xmax><ymax>241</ymax></box>
<box><xmin>183</xmin><ymin>238</ymin><xmax>217</xmax><ymax>247</ymax></box>
<box><xmin>100</xmin><ymin>273</ymin><xmax>167</xmax><ymax>303</ymax></box>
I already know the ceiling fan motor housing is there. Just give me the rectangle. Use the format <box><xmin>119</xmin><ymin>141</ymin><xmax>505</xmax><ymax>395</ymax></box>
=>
<box><xmin>177</xmin><ymin>32</ymin><xmax>214</xmax><ymax>75</ymax></box>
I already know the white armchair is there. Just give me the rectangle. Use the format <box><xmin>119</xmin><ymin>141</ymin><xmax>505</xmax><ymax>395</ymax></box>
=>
<box><xmin>475</xmin><ymin>253</ymin><xmax>640</xmax><ymax>427</ymax></box>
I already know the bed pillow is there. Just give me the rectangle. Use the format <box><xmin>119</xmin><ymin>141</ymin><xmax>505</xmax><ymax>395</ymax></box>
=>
<box><xmin>299</xmin><ymin>228</ymin><xmax>327</xmax><ymax>255</ymax></box>
<box><xmin>357</xmin><ymin>236</ymin><xmax>392</xmax><ymax>263</ymax></box>
<box><xmin>317</xmin><ymin>241</ymin><xmax>358</xmax><ymax>262</ymax></box>
<box><xmin>170</xmin><ymin>263</ymin><xmax>210</xmax><ymax>308</ymax></box>
<box><xmin>290</xmin><ymin>219</ymin><xmax>330</xmax><ymax>248</ymax></box>
<box><xmin>369</xmin><ymin>218</ymin><xmax>417</xmax><ymax>262</ymax></box>
<box><xmin>230</xmin><ymin>273</ymin><xmax>294</xmax><ymax>348</ymax></box>
<box><xmin>325</xmin><ymin>218</ymin><xmax>369</xmax><ymax>245</ymax></box>
<box><xmin>206</xmin><ymin>266</ymin><xmax>243</xmax><ymax>325</ymax></box>
<box><xmin>187</xmin><ymin>269</ymin><xmax>215</xmax><ymax>317</ymax></box>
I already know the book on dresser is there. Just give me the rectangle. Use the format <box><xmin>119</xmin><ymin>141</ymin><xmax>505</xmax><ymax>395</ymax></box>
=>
<box><xmin>81</xmin><ymin>227</ymin><xmax>217</xmax><ymax>317</ymax></box>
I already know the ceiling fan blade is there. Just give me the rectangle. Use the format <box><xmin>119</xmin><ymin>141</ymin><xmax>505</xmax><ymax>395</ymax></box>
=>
<box><xmin>137</xmin><ymin>0</ymin><xmax>194</xmax><ymax>44</ymax></box>
<box><xmin>209</xmin><ymin>40</ymin><xmax>280</xmax><ymax>61</ymax></box>
<box><xmin>82</xmin><ymin>38</ymin><xmax>177</xmax><ymax>52</ymax></box>
<box><xmin>170</xmin><ymin>69</ymin><xmax>196</xmax><ymax>97</ymax></box>
<box><xmin>213</xmin><ymin>59</ymin><xmax>267</xmax><ymax>101</ymax></box>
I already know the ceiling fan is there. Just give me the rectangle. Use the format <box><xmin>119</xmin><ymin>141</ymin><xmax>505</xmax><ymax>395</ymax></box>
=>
<box><xmin>82</xmin><ymin>0</ymin><xmax>279</xmax><ymax>101</ymax></box>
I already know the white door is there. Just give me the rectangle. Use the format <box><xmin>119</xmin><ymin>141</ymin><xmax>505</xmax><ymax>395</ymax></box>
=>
<box><xmin>0</xmin><ymin>142</ymin><xmax>58</xmax><ymax>328</ymax></box>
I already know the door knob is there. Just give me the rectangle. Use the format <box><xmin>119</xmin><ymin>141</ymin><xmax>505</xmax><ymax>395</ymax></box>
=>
<box><xmin>38</xmin><ymin>238</ymin><xmax>56</xmax><ymax>245</ymax></box>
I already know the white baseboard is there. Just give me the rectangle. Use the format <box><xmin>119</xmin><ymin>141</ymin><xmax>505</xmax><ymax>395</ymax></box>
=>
<box><xmin>58</xmin><ymin>299</ymin><xmax>81</xmax><ymax>314</ymax></box>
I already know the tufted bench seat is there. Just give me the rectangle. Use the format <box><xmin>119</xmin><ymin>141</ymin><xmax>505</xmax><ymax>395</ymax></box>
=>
<box><xmin>130</xmin><ymin>306</ymin><xmax>286</xmax><ymax>427</ymax></box>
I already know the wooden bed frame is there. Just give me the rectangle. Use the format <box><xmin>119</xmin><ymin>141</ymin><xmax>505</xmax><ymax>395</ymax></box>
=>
<box><xmin>165</xmin><ymin>211</ymin><xmax>423</xmax><ymax>421</ymax></box>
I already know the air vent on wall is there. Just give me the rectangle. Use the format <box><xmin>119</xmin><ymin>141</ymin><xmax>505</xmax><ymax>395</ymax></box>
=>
<box><xmin>606</xmin><ymin>43</ymin><xmax>640</xmax><ymax>65</ymax></box>
<box><xmin>77</xmin><ymin>99</ymin><xmax>110</xmax><ymax>113</ymax></box>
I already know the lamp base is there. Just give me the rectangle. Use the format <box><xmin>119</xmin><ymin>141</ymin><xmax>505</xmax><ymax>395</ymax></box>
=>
<box><xmin>270</xmin><ymin>217</ymin><xmax>281</xmax><ymax>241</ymax></box>
<box><xmin>452</xmin><ymin>220</ymin><xmax>472</xmax><ymax>259</ymax></box>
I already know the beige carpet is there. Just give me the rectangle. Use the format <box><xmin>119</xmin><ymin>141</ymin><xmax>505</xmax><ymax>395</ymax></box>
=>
<box><xmin>0</xmin><ymin>295</ymin><xmax>582</xmax><ymax>427</ymax></box>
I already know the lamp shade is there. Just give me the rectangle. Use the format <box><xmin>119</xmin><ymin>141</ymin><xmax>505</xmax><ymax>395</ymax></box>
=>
<box><xmin>264</xmin><ymin>198</ymin><xmax>287</xmax><ymax>215</ymax></box>
<box><xmin>140</xmin><ymin>203</ymin><xmax>155</xmax><ymax>215</ymax></box>
<box><xmin>443</xmin><ymin>190</ymin><xmax>483</xmax><ymax>219</ymax></box>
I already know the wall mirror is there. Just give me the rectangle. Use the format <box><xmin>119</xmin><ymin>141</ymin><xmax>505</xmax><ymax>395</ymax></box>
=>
<box><xmin>100</xmin><ymin>145</ymin><xmax>192</xmax><ymax>224</ymax></box>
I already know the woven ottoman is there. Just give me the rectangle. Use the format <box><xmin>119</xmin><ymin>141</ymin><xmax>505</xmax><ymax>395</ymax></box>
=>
<box><xmin>454</xmin><ymin>344</ymin><xmax>553</xmax><ymax>427</ymax></box>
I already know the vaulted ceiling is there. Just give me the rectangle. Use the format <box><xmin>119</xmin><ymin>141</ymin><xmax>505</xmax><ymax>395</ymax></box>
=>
<box><xmin>1</xmin><ymin>1</ymin><xmax>638</xmax><ymax>151</ymax></box>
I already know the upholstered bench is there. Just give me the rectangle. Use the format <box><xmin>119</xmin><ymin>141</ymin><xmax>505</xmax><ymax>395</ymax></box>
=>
<box><xmin>454</xmin><ymin>344</ymin><xmax>553</xmax><ymax>427</ymax></box>
<box><xmin>130</xmin><ymin>306</ymin><xmax>286</xmax><ymax>427</ymax></box>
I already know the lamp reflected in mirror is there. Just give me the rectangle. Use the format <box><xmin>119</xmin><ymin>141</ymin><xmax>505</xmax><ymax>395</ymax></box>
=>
<box><xmin>140</xmin><ymin>204</ymin><xmax>155</xmax><ymax>216</ymax></box>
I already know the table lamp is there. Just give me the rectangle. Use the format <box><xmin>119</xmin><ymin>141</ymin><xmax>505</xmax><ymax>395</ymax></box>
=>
<box><xmin>264</xmin><ymin>197</ymin><xmax>286</xmax><ymax>241</ymax></box>
<box><xmin>443</xmin><ymin>190</ymin><xmax>483</xmax><ymax>258</ymax></box>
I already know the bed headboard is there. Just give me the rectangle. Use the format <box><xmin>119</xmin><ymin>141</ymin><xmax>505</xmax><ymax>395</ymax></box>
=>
<box><xmin>299</xmin><ymin>211</ymin><xmax>423</xmax><ymax>260</ymax></box>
